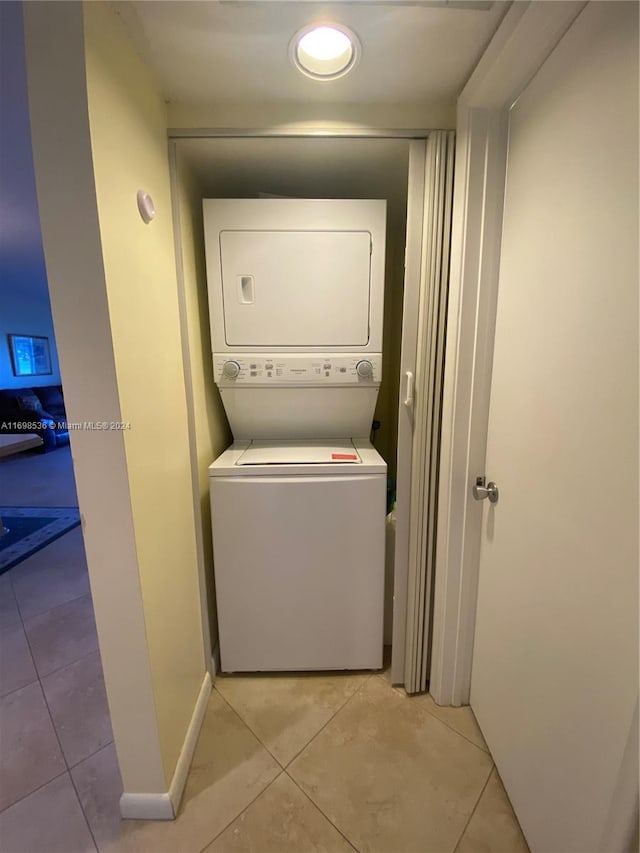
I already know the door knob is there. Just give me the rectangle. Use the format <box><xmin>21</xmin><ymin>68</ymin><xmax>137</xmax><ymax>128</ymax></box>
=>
<box><xmin>473</xmin><ymin>476</ymin><xmax>499</xmax><ymax>504</ymax></box>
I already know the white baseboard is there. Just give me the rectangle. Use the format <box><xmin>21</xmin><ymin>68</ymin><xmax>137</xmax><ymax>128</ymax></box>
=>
<box><xmin>168</xmin><ymin>671</ymin><xmax>212</xmax><ymax>814</ymax></box>
<box><xmin>120</xmin><ymin>792</ymin><xmax>174</xmax><ymax>821</ymax></box>
<box><xmin>119</xmin><ymin>671</ymin><xmax>212</xmax><ymax>821</ymax></box>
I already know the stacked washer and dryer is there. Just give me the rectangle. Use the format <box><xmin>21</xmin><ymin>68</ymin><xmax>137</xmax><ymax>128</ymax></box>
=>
<box><xmin>204</xmin><ymin>198</ymin><xmax>387</xmax><ymax>673</ymax></box>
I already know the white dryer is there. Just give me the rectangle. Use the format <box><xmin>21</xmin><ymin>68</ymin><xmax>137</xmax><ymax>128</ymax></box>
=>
<box><xmin>204</xmin><ymin>198</ymin><xmax>387</xmax><ymax>672</ymax></box>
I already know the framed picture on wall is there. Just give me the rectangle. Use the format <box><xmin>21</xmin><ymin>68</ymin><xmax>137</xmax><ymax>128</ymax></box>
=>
<box><xmin>7</xmin><ymin>334</ymin><xmax>52</xmax><ymax>377</ymax></box>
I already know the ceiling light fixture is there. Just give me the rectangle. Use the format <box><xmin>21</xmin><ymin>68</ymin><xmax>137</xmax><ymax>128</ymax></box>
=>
<box><xmin>290</xmin><ymin>24</ymin><xmax>361</xmax><ymax>81</ymax></box>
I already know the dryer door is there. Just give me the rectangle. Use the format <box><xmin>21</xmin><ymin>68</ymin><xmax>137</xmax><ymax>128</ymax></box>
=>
<box><xmin>220</xmin><ymin>230</ymin><xmax>371</xmax><ymax>347</ymax></box>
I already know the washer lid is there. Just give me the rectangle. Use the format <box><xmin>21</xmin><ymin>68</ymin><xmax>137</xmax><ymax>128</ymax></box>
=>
<box><xmin>236</xmin><ymin>439</ymin><xmax>361</xmax><ymax>466</ymax></box>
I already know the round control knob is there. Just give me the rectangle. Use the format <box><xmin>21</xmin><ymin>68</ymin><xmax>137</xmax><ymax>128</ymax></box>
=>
<box><xmin>221</xmin><ymin>360</ymin><xmax>241</xmax><ymax>380</ymax></box>
<box><xmin>356</xmin><ymin>360</ymin><xmax>374</xmax><ymax>379</ymax></box>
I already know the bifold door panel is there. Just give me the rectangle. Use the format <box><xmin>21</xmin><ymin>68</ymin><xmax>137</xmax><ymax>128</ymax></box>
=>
<box><xmin>220</xmin><ymin>230</ymin><xmax>371</xmax><ymax>346</ymax></box>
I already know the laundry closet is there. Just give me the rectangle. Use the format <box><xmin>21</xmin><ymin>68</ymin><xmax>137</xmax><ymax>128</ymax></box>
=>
<box><xmin>169</xmin><ymin>133</ymin><xmax>452</xmax><ymax>691</ymax></box>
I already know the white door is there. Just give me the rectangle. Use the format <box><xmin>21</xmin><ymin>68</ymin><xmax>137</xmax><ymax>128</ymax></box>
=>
<box><xmin>220</xmin><ymin>230</ymin><xmax>372</xmax><ymax>347</ymax></box>
<box><xmin>470</xmin><ymin>4</ymin><xmax>638</xmax><ymax>852</ymax></box>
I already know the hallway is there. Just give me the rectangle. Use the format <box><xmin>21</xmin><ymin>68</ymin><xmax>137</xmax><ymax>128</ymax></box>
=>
<box><xmin>0</xmin><ymin>447</ymin><xmax>528</xmax><ymax>852</ymax></box>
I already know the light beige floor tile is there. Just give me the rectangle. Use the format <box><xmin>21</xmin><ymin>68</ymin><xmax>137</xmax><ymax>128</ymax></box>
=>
<box><xmin>375</xmin><ymin>676</ymin><xmax>489</xmax><ymax>752</ymax></box>
<box><xmin>456</xmin><ymin>768</ymin><xmax>530</xmax><ymax>853</ymax></box>
<box><xmin>0</xmin><ymin>573</ymin><xmax>21</xmax><ymax>627</ymax></box>
<box><xmin>415</xmin><ymin>690</ymin><xmax>489</xmax><ymax>752</ymax></box>
<box><xmin>24</xmin><ymin>593</ymin><xmax>99</xmax><ymax>677</ymax></box>
<box><xmin>0</xmin><ymin>619</ymin><xmax>37</xmax><ymax>697</ymax></box>
<box><xmin>289</xmin><ymin>675</ymin><xmax>493</xmax><ymax>853</ymax></box>
<box><xmin>0</xmin><ymin>681</ymin><xmax>66</xmax><ymax>810</ymax></box>
<box><xmin>41</xmin><ymin>651</ymin><xmax>113</xmax><ymax>767</ymax></box>
<box><xmin>11</xmin><ymin>527</ymin><xmax>89</xmax><ymax>620</ymax></box>
<box><xmin>0</xmin><ymin>772</ymin><xmax>96</xmax><ymax>853</ymax></box>
<box><xmin>204</xmin><ymin>772</ymin><xmax>354</xmax><ymax>853</ymax></box>
<box><xmin>215</xmin><ymin>672</ymin><xmax>369</xmax><ymax>766</ymax></box>
<box><xmin>72</xmin><ymin>693</ymin><xmax>281</xmax><ymax>853</ymax></box>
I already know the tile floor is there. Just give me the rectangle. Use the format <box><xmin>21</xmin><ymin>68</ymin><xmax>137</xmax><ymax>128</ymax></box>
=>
<box><xmin>0</xmin><ymin>446</ymin><xmax>113</xmax><ymax>851</ymax></box>
<box><xmin>0</xmin><ymin>447</ymin><xmax>530</xmax><ymax>853</ymax></box>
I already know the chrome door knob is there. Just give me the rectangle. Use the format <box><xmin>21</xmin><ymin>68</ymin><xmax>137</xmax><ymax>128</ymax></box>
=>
<box><xmin>473</xmin><ymin>477</ymin><xmax>499</xmax><ymax>504</ymax></box>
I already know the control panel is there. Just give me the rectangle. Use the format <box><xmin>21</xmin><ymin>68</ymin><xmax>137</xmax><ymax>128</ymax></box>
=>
<box><xmin>214</xmin><ymin>354</ymin><xmax>382</xmax><ymax>385</ymax></box>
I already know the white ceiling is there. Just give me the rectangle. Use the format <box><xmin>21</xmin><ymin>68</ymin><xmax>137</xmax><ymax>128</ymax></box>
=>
<box><xmin>124</xmin><ymin>1</ymin><xmax>508</xmax><ymax>107</ymax></box>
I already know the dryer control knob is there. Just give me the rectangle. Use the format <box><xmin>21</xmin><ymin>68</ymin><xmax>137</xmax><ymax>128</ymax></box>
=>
<box><xmin>222</xmin><ymin>360</ymin><xmax>241</xmax><ymax>380</ymax></box>
<box><xmin>356</xmin><ymin>360</ymin><xmax>374</xmax><ymax>379</ymax></box>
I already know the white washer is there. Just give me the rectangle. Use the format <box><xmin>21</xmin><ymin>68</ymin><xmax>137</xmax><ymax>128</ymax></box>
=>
<box><xmin>209</xmin><ymin>439</ymin><xmax>386</xmax><ymax>672</ymax></box>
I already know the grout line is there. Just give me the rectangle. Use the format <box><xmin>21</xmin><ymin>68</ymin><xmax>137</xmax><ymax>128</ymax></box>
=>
<box><xmin>0</xmin><ymin>766</ymin><xmax>69</xmax><ymax>816</ymax></box>
<box><xmin>212</xmin><ymin>685</ymin><xmax>287</xmax><ymax>769</ymax></box>
<box><xmin>36</xmin><ymin>644</ymin><xmax>101</xmax><ymax>685</ymax></box>
<box><xmin>373</xmin><ymin>674</ymin><xmax>491</xmax><ymax>756</ymax></box>
<box><xmin>67</xmin><ymin>764</ymin><xmax>100</xmax><ymax>852</ymax></box>
<box><xmin>452</xmin><ymin>764</ymin><xmax>494</xmax><ymax>853</ymax></box>
<box><xmin>213</xmin><ymin>672</ymin><xmax>373</xmax><ymax>771</ymax></box>
<box><xmin>12</xmin><ymin>586</ymin><xmax>91</xmax><ymax>627</ymax></box>
<box><xmin>13</xmin><ymin>576</ymin><xmax>109</xmax><ymax>780</ymax></box>
<box><xmin>67</xmin><ymin>739</ymin><xmax>114</xmax><ymax>772</ymax></box>
<box><xmin>36</xmin><ymin>677</ymin><xmax>71</xmax><ymax>771</ymax></box>
<box><xmin>196</xmin><ymin>768</ymin><xmax>287</xmax><ymax>853</ymax></box>
<box><xmin>283</xmin><ymin>674</ymin><xmax>373</xmax><ymax>770</ymax></box>
<box><xmin>9</xmin><ymin>588</ymin><xmax>71</xmax><ymax>773</ymax></box>
<box><xmin>21</xmin><ymin>589</ymin><xmax>94</xmax><ymax>627</ymax></box>
<box><xmin>6</xmin><ymin>590</ymin><xmax>38</xmax><ymax>677</ymax></box>
<box><xmin>285</xmin><ymin>770</ymin><xmax>360</xmax><ymax>852</ymax></box>
<box><xmin>0</xmin><ymin>676</ymin><xmax>41</xmax><ymax>702</ymax></box>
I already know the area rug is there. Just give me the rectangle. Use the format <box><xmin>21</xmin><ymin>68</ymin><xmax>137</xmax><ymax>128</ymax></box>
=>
<box><xmin>0</xmin><ymin>507</ymin><xmax>81</xmax><ymax>575</ymax></box>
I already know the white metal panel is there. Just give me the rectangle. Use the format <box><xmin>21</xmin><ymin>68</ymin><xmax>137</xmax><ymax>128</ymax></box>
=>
<box><xmin>236</xmin><ymin>441</ymin><xmax>361</xmax><ymax>465</ymax></box>
<box><xmin>213</xmin><ymin>353</ymin><xmax>382</xmax><ymax>385</ymax></box>
<box><xmin>470</xmin><ymin>4</ymin><xmax>639</xmax><ymax>850</ymax></box>
<box><xmin>210</xmin><ymin>470</ymin><xmax>386</xmax><ymax>672</ymax></box>
<box><xmin>204</xmin><ymin>199</ymin><xmax>386</xmax><ymax>354</ymax></box>
<box><xmin>219</xmin><ymin>386</ymin><xmax>380</xmax><ymax>440</ymax></box>
<box><xmin>220</xmin><ymin>230</ymin><xmax>371</xmax><ymax>347</ymax></box>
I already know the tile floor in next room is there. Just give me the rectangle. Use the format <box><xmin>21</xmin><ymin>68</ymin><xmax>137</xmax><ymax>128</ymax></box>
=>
<box><xmin>0</xmin><ymin>446</ymin><xmax>529</xmax><ymax>853</ymax></box>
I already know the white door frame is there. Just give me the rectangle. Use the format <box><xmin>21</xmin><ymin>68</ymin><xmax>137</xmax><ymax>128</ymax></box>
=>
<box><xmin>429</xmin><ymin>0</ymin><xmax>587</xmax><ymax>706</ymax></box>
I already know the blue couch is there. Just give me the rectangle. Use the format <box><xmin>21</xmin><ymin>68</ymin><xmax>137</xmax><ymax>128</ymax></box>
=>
<box><xmin>0</xmin><ymin>386</ymin><xmax>70</xmax><ymax>451</ymax></box>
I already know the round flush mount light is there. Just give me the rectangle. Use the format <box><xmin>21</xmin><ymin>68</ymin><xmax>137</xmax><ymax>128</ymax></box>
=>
<box><xmin>290</xmin><ymin>24</ymin><xmax>361</xmax><ymax>81</ymax></box>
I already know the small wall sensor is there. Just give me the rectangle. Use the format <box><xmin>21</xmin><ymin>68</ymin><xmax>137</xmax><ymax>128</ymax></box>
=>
<box><xmin>136</xmin><ymin>190</ymin><xmax>155</xmax><ymax>224</ymax></box>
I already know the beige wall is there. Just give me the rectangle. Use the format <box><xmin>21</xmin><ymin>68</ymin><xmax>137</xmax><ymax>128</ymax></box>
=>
<box><xmin>168</xmin><ymin>100</ymin><xmax>456</xmax><ymax>132</ymax></box>
<box><xmin>171</xmin><ymin>148</ymin><xmax>232</xmax><ymax>656</ymax></box>
<box><xmin>82</xmin><ymin>1</ymin><xmax>207</xmax><ymax>783</ymax></box>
